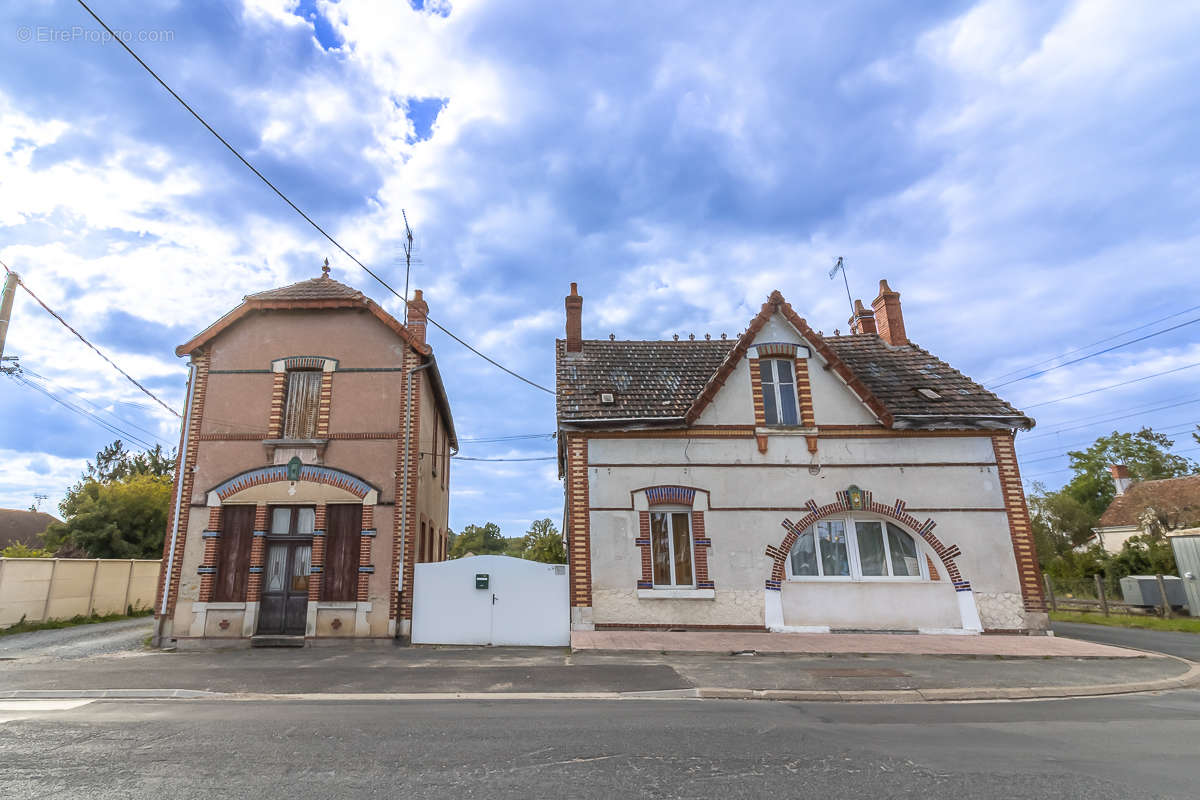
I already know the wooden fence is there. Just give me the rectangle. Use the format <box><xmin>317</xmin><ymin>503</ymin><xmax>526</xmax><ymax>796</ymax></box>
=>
<box><xmin>0</xmin><ymin>558</ymin><xmax>161</xmax><ymax>628</ymax></box>
<box><xmin>1044</xmin><ymin>573</ymin><xmax>1176</xmax><ymax>618</ymax></box>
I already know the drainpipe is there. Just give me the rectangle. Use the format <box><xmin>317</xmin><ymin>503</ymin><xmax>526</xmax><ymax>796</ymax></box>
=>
<box><xmin>397</xmin><ymin>359</ymin><xmax>432</xmax><ymax>640</ymax></box>
<box><xmin>154</xmin><ymin>360</ymin><xmax>197</xmax><ymax>647</ymax></box>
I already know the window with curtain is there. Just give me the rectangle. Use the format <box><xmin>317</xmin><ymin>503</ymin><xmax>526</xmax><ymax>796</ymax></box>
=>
<box><xmin>760</xmin><ymin>359</ymin><xmax>800</xmax><ymax>426</ymax></box>
<box><xmin>650</xmin><ymin>509</ymin><xmax>694</xmax><ymax>588</ymax></box>
<box><xmin>788</xmin><ymin>517</ymin><xmax>926</xmax><ymax>580</ymax></box>
<box><xmin>282</xmin><ymin>370</ymin><xmax>322</xmax><ymax>439</ymax></box>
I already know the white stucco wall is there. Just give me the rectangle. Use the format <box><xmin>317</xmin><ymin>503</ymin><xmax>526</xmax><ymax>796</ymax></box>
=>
<box><xmin>585</xmin><ymin>433</ymin><xmax>1034</xmax><ymax>631</ymax></box>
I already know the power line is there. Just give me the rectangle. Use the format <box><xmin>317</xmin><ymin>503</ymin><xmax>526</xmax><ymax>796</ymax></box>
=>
<box><xmin>74</xmin><ymin>0</ymin><xmax>555</xmax><ymax>397</ymax></box>
<box><xmin>452</xmin><ymin>455</ymin><xmax>557</xmax><ymax>462</ymax></box>
<box><xmin>1021</xmin><ymin>445</ymin><xmax>1200</xmax><ymax>482</ymax></box>
<box><xmin>1021</xmin><ymin>396</ymin><xmax>1200</xmax><ymax>441</ymax></box>
<box><xmin>6</xmin><ymin>371</ymin><xmax>160</xmax><ymax>450</ymax></box>
<box><xmin>1017</xmin><ymin>422</ymin><xmax>1199</xmax><ymax>463</ymax></box>
<box><xmin>982</xmin><ymin>303</ymin><xmax>1200</xmax><ymax>385</ymax></box>
<box><xmin>20</xmin><ymin>367</ymin><xmax>172</xmax><ymax>446</ymax></box>
<box><xmin>989</xmin><ymin>316</ymin><xmax>1200</xmax><ymax>390</ymax></box>
<box><xmin>1</xmin><ymin>259</ymin><xmax>180</xmax><ymax>418</ymax></box>
<box><xmin>459</xmin><ymin>433</ymin><xmax>555</xmax><ymax>443</ymax></box>
<box><xmin>1023</xmin><ymin>361</ymin><xmax>1200</xmax><ymax>409</ymax></box>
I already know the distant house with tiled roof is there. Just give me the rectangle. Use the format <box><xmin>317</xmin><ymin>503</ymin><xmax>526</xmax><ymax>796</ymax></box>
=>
<box><xmin>1085</xmin><ymin>467</ymin><xmax>1200</xmax><ymax>553</ymax></box>
<box><xmin>0</xmin><ymin>508</ymin><xmax>60</xmax><ymax>550</ymax></box>
<box><xmin>156</xmin><ymin>262</ymin><xmax>455</xmax><ymax>647</ymax></box>
<box><xmin>556</xmin><ymin>279</ymin><xmax>1046</xmax><ymax>635</ymax></box>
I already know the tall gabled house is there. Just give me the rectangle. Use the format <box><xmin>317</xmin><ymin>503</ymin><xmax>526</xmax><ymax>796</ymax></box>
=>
<box><xmin>556</xmin><ymin>280</ymin><xmax>1046</xmax><ymax>634</ymax></box>
<box><xmin>156</xmin><ymin>263</ymin><xmax>456</xmax><ymax>646</ymax></box>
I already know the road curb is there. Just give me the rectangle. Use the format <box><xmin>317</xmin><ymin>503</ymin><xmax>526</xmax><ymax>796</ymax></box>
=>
<box><xmin>3</xmin><ymin>657</ymin><xmax>1195</xmax><ymax>705</ymax></box>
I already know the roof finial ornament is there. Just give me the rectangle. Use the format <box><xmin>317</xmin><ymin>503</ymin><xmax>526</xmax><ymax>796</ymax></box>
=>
<box><xmin>689</xmin><ymin>333</ymin><xmax>695</xmax><ymax>341</ymax></box>
<box><xmin>673</xmin><ymin>334</ymin><xmax>679</xmax><ymax>341</ymax></box>
<box><xmin>321</xmin><ymin>258</ymin><xmax>330</xmax><ymax>278</ymax></box>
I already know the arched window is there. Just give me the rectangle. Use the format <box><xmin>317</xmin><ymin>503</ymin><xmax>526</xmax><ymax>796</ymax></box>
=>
<box><xmin>788</xmin><ymin>517</ymin><xmax>925</xmax><ymax>581</ymax></box>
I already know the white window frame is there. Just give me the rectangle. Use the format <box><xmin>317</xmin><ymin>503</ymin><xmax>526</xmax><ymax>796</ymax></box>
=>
<box><xmin>786</xmin><ymin>515</ymin><xmax>928</xmax><ymax>583</ymax></box>
<box><xmin>649</xmin><ymin>507</ymin><xmax>696</xmax><ymax>589</ymax></box>
<box><xmin>760</xmin><ymin>358</ymin><xmax>801</xmax><ymax>426</ymax></box>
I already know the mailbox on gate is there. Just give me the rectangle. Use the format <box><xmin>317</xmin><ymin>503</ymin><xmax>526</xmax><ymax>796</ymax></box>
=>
<box><xmin>475</xmin><ymin>573</ymin><xmax>489</xmax><ymax>590</ymax></box>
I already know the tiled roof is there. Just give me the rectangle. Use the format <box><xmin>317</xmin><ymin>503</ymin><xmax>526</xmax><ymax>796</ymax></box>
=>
<box><xmin>557</xmin><ymin>339</ymin><xmax>735</xmax><ymax>421</ymax></box>
<box><xmin>823</xmin><ymin>335</ymin><xmax>1030</xmax><ymax>425</ymax></box>
<box><xmin>0</xmin><ymin>509</ymin><xmax>60</xmax><ymax>549</ymax></box>
<box><xmin>1097</xmin><ymin>475</ymin><xmax>1200</xmax><ymax>528</ymax></box>
<box><xmin>556</xmin><ymin>329</ymin><xmax>1032</xmax><ymax>429</ymax></box>
<box><xmin>246</xmin><ymin>275</ymin><xmax>365</xmax><ymax>302</ymax></box>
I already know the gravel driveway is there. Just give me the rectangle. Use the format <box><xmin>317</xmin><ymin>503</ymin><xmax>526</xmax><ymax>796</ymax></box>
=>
<box><xmin>0</xmin><ymin>617</ymin><xmax>153</xmax><ymax>661</ymax></box>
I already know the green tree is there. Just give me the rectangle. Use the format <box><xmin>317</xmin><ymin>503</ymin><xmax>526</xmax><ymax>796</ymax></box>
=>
<box><xmin>43</xmin><ymin>440</ymin><xmax>176</xmax><ymax>559</ymax></box>
<box><xmin>447</xmin><ymin>522</ymin><xmax>506</xmax><ymax>559</ymax></box>
<box><xmin>43</xmin><ymin>474</ymin><xmax>172</xmax><ymax>559</ymax></box>
<box><xmin>521</xmin><ymin>518</ymin><xmax>566</xmax><ymax>564</ymax></box>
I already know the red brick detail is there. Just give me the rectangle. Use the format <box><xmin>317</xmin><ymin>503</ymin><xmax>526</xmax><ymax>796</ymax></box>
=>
<box><xmin>246</xmin><ymin>504</ymin><xmax>268</xmax><ymax>603</ymax></box>
<box><xmin>566</xmin><ymin>435</ymin><xmax>592</xmax><ymax>607</ymax></box>
<box><xmin>991</xmin><ymin>433</ymin><xmax>1046</xmax><ymax>613</ymax></box>
<box><xmin>198</xmin><ymin>506</ymin><xmax>223</xmax><ymax>602</ymax></box>
<box><xmin>316</xmin><ymin>371</ymin><xmax>333</xmax><ymax>438</ymax></box>
<box><xmin>156</xmin><ymin>350</ymin><xmax>209</xmax><ymax>619</ymax></box>
<box><xmin>748</xmin><ymin>358</ymin><xmax>766</xmax><ymax>428</ymax></box>
<box><xmin>926</xmin><ymin>555</ymin><xmax>941</xmax><ymax>581</ymax></box>
<box><xmin>691</xmin><ymin>511</ymin><xmax>711</xmax><ymax>586</ymax></box>
<box><xmin>871</xmin><ymin>280</ymin><xmax>907</xmax><ymax>346</ymax></box>
<box><xmin>267</xmin><ymin>372</ymin><xmax>286</xmax><ymax>439</ymax></box>
<box><xmin>764</xmin><ymin>492</ymin><xmax>967</xmax><ymax>589</ymax></box>
<box><xmin>308</xmin><ymin>503</ymin><xmax>327</xmax><ymax>602</ymax></box>
<box><xmin>793</xmin><ymin>356</ymin><xmax>815</xmax><ymax>428</ymax></box>
<box><xmin>358</xmin><ymin>504</ymin><xmax>373</xmax><ymax>602</ymax></box>
<box><xmin>393</xmin><ymin>351</ymin><xmax>423</xmax><ymax>623</ymax></box>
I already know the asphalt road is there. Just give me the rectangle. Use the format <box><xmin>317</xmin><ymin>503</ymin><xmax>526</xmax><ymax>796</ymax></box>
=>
<box><xmin>1</xmin><ymin>692</ymin><xmax>1198</xmax><ymax>799</ymax></box>
<box><xmin>1052</xmin><ymin>620</ymin><xmax>1200</xmax><ymax>661</ymax></box>
<box><xmin>0</xmin><ymin>616</ymin><xmax>152</xmax><ymax>660</ymax></box>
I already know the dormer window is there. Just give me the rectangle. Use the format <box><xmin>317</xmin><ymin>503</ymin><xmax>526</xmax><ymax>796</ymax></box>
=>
<box><xmin>282</xmin><ymin>369</ymin><xmax>322</xmax><ymax>439</ymax></box>
<box><xmin>761</xmin><ymin>359</ymin><xmax>799</xmax><ymax>426</ymax></box>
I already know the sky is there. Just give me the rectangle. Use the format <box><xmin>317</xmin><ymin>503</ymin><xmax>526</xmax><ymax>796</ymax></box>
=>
<box><xmin>1</xmin><ymin>0</ymin><xmax>1198</xmax><ymax>535</ymax></box>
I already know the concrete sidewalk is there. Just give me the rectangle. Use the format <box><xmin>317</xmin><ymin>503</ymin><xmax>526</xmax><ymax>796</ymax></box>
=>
<box><xmin>571</xmin><ymin>629</ymin><xmax>1141</xmax><ymax>657</ymax></box>
<box><xmin>1</xmin><ymin>639</ymin><xmax>1195</xmax><ymax>702</ymax></box>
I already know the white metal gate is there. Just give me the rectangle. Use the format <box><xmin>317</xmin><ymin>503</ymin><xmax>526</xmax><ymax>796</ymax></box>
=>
<box><xmin>1170</xmin><ymin>535</ymin><xmax>1200</xmax><ymax>617</ymax></box>
<box><xmin>411</xmin><ymin>555</ymin><xmax>569</xmax><ymax>646</ymax></box>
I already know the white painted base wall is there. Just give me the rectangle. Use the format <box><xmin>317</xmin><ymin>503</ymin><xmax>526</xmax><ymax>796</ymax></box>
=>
<box><xmin>412</xmin><ymin>555</ymin><xmax>569</xmax><ymax>646</ymax></box>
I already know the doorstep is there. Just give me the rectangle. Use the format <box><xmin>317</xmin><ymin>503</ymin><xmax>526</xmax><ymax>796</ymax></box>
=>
<box><xmin>250</xmin><ymin>635</ymin><xmax>306</xmax><ymax>648</ymax></box>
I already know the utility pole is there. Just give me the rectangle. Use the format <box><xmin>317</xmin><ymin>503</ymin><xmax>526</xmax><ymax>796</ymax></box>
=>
<box><xmin>0</xmin><ymin>270</ymin><xmax>19</xmax><ymax>373</ymax></box>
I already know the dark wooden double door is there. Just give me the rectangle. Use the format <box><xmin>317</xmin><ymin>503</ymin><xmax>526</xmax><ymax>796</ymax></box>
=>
<box><xmin>257</xmin><ymin>505</ymin><xmax>361</xmax><ymax>636</ymax></box>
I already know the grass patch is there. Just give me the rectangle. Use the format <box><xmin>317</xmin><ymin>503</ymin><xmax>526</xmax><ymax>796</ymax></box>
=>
<box><xmin>1050</xmin><ymin>611</ymin><xmax>1200</xmax><ymax>634</ymax></box>
<box><xmin>0</xmin><ymin>608</ymin><xmax>153</xmax><ymax>638</ymax></box>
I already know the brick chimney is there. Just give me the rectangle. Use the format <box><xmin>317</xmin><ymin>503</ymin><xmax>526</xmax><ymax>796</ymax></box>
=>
<box><xmin>1110</xmin><ymin>464</ymin><xmax>1133</xmax><ymax>496</ymax></box>
<box><xmin>407</xmin><ymin>288</ymin><xmax>428</xmax><ymax>346</ymax></box>
<box><xmin>871</xmin><ymin>279</ymin><xmax>907</xmax><ymax>346</ymax></box>
<box><xmin>849</xmin><ymin>299</ymin><xmax>876</xmax><ymax>335</ymax></box>
<box><xmin>565</xmin><ymin>282</ymin><xmax>583</xmax><ymax>353</ymax></box>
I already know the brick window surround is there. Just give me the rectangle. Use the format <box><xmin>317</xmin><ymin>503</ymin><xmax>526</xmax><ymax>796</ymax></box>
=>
<box><xmin>764</xmin><ymin>488</ymin><xmax>968</xmax><ymax>595</ymax></box>
<box><xmin>268</xmin><ymin>356</ymin><xmax>338</xmax><ymax>440</ymax></box>
<box><xmin>748</xmin><ymin>342</ymin><xmax>816</xmax><ymax>454</ymax></box>
<box><xmin>635</xmin><ymin>486</ymin><xmax>713</xmax><ymax>592</ymax></box>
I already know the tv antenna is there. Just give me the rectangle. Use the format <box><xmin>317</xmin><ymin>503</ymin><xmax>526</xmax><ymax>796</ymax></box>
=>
<box><xmin>402</xmin><ymin>209</ymin><xmax>414</xmax><ymax>323</ymax></box>
<box><xmin>828</xmin><ymin>256</ymin><xmax>855</xmax><ymax>318</ymax></box>
<box><xmin>33</xmin><ymin>493</ymin><xmax>48</xmax><ymax>511</ymax></box>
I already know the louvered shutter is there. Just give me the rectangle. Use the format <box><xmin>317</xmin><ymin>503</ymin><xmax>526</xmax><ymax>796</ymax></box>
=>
<box><xmin>283</xmin><ymin>371</ymin><xmax>322</xmax><ymax>439</ymax></box>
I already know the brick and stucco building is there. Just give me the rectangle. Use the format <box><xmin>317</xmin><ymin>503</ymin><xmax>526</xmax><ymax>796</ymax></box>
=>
<box><xmin>556</xmin><ymin>280</ymin><xmax>1047</xmax><ymax>634</ymax></box>
<box><xmin>155</xmin><ymin>263</ymin><xmax>455</xmax><ymax>646</ymax></box>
